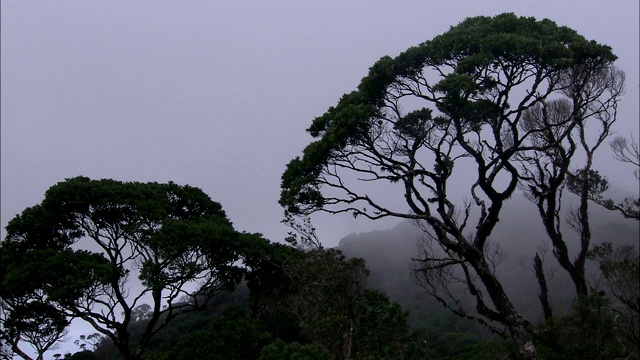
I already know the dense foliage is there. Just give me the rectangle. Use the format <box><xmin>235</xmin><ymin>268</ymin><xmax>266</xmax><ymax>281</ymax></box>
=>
<box><xmin>1</xmin><ymin>177</ymin><xmax>250</xmax><ymax>360</ymax></box>
<box><xmin>80</xmin><ymin>244</ymin><xmax>430</xmax><ymax>360</ymax></box>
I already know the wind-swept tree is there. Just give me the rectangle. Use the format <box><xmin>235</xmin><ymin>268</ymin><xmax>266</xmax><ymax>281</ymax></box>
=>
<box><xmin>517</xmin><ymin>62</ymin><xmax>625</xmax><ymax>299</ymax></box>
<box><xmin>1</xmin><ymin>177</ymin><xmax>246</xmax><ymax>360</ymax></box>
<box><xmin>583</xmin><ymin>135</ymin><xmax>640</xmax><ymax>220</ymax></box>
<box><xmin>280</xmin><ymin>13</ymin><xmax>622</xmax><ymax>359</ymax></box>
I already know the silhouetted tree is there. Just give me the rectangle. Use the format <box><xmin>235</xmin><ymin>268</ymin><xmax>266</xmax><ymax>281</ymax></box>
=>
<box><xmin>0</xmin><ymin>298</ymin><xmax>68</xmax><ymax>360</ymax></box>
<box><xmin>280</xmin><ymin>13</ymin><xmax>621</xmax><ymax>359</ymax></box>
<box><xmin>1</xmin><ymin>177</ymin><xmax>247</xmax><ymax>360</ymax></box>
<box><xmin>585</xmin><ymin>135</ymin><xmax>640</xmax><ymax>220</ymax></box>
<box><xmin>74</xmin><ymin>333</ymin><xmax>103</xmax><ymax>352</ymax></box>
<box><xmin>518</xmin><ymin>63</ymin><xmax>624</xmax><ymax>300</ymax></box>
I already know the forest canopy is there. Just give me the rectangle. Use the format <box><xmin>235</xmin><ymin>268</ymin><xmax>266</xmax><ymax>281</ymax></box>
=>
<box><xmin>0</xmin><ymin>177</ymin><xmax>251</xmax><ymax>360</ymax></box>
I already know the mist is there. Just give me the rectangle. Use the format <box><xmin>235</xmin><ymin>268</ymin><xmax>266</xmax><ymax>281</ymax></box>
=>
<box><xmin>338</xmin><ymin>191</ymin><xmax>639</xmax><ymax>324</ymax></box>
<box><xmin>2</xmin><ymin>1</ymin><xmax>639</xmax><ymax>359</ymax></box>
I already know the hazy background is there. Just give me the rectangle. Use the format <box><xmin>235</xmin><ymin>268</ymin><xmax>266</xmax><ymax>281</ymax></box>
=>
<box><xmin>2</xmin><ymin>0</ymin><xmax>638</xmax><ymax>248</ymax></box>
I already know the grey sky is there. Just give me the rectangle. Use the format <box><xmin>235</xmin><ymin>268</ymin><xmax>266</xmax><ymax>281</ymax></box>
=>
<box><xmin>2</xmin><ymin>0</ymin><xmax>639</xmax><ymax>249</ymax></box>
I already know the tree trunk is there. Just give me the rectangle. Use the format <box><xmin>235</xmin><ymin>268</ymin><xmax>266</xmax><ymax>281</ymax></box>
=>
<box><xmin>342</xmin><ymin>321</ymin><xmax>353</xmax><ymax>360</ymax></box>
<box><xmin>11</xmin><ymin>343</ymin><xmax>34</xmax><ymax>360</ymax></box>
<box><xmin>534</xmin><ymin>253</ymin><xmax>553</xmax><ymax>321</ymax></box>
<box><xmin>507</xmin><ymin>314</ymin><xmax>538</xmax><ymax>360</ymax></box>
<box><xmin>470</xmin><ymin>254</ymin><xmax>539</xmax><ymax>360</ymax></box>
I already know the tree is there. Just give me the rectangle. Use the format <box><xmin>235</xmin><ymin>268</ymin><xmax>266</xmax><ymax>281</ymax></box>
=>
<box><xmin>351</xmin><ymin>290</ymin><xmax>411</xmax><ymax>359</ymax></box>
<box><xmin>294</xmin><ymin>250</ymin><xmax>422</xmax><ymax>360</ymax></box>
<box><xmin>610</xmin><ymin>135</ymin><xmax>640</xmax><ymax>180</ymax></box>
<box><xmin>255</xmin><ymin>246</ymin><xmax>416</xmax><ymax>360</ymax></box>
<box><xmin>241</xmin><ymin>238</ymin><xmax>305</xmax><ymax>343</ymax></box>
<box><xmin>73</xmin><ymin>333</ymin><xmax>103</xmax><ymax>352</ymax></box>
<box><xmin>286</xmin><ymin>249</ymin><xmax>370</xmax><ymax>359</ymax></box>
<box><xmin>589</xmin><ymin>242</ymin><xmax>639</xmax><ymax>355</ymax></box>
<box><xmin>280</xmin><ymin>13</ymin><xmax>621</xmax><ymax>359</ymax></box>
<box><xmin>518</xmin><ymin>62</ymin><xmax>624</xmax><ymax>299</ymax></box>
<box><xmin>163</xmin><ymin>306</ymin><xmax>273</xmax><ymax>360</ymax></box>
<box><xmin>524</xmin><ymin>112</ymin><xmax>637</xmax><ymax>357</ymax></box>
<box><xmin>0</xmin><ymin>297</ymin><xmax>68</xmax><ymax>360</ymax></box>
<box><xmin>258</xmin><ymin>339</ymin><xmax>327</xmax><ymax>360</ymax></box>
<box><xmin>1</xmin><ymin>177</ymin><xmax>247</xmax><ymax>360</ymax></box>
<box><xmin>577</xmin><ymin>135</ymin><xmax>640</xmax><ymax>220</ymax></box>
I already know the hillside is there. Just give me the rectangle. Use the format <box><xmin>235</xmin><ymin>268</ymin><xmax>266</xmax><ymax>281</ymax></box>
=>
<box><xmin>338</xmin><ymin>192</ymin><xmax>639</xmax><ymax>325</ymax></box>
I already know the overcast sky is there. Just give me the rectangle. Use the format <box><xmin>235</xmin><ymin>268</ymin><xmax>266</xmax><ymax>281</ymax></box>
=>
<box><xmin>2</xmin><ymin>1</ymin><xmax>639</xmax><ymax>249</ymax></box>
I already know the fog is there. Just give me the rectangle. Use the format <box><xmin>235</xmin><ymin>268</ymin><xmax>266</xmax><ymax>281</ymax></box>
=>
<box><xmin>2</xmin><ymin>1</ymin><xmax>638</xmax><ymax>250</ymax></box>
<box><xmin>2</xmin><ymin>2</ymin><xmax>638</xmax><ymax>357</ymax></box>
<box><xmin>338</xmin><ymin>192</ymin><xmax>639</xmax><ymax>324</ymax></box>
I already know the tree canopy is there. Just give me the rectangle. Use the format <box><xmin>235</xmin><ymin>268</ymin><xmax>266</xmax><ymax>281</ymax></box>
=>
<box><xmin>280</xmin><ymin>13</ymin><xmax>624</xmax><ymax>360</ymax></box>
<box><xmin>1</xmin><ymin>176</ymin><xmax>249</xmax><ymax>360</ymax></box>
